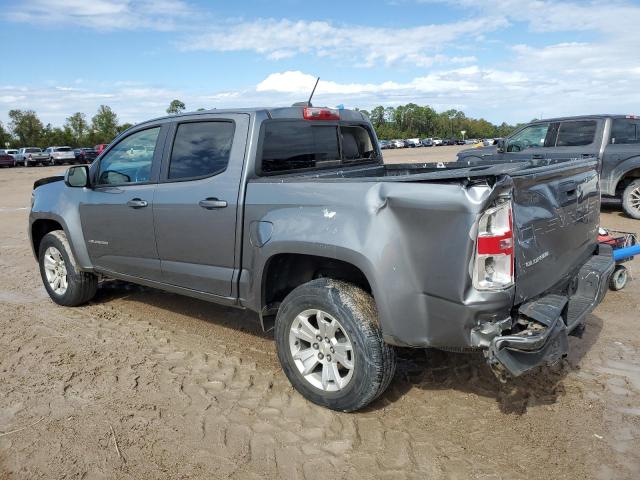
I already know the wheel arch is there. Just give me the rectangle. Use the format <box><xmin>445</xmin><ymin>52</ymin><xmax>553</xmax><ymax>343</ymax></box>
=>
<box><xmin>31</xmin><ymin>218</ymin><xmax>65</xmax><ymax>260</ymax></box>
<box><xmin>258</xmin><ymin>252</ymin><xmax>375</xmax><ymax>332</ymax></box>
<box><xmin>610</xmin><ymin>157</ymin><xmax>640</xmax><ymax>195</ymax></box>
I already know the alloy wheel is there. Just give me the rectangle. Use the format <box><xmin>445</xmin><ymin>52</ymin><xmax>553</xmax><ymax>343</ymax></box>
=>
<box><xmin>43</xmin><ymin>246</ymin><xmax>68</xmax><ymax>295</ymax></box>
<box><xmin>288</xmin><ymin>309</ymin><xmax>354</xmax><ymax>392</ymax></box>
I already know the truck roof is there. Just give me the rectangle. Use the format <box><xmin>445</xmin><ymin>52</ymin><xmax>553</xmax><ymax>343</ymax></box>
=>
<box><xmin>536</xmin><ymin>114</ymin><xmax>636</xmax><ymax>123</ymax></box>
<box><xmin>135</xmin><ymin>106</ymin><xmax>368</xmax><ymax>129</ymax></box>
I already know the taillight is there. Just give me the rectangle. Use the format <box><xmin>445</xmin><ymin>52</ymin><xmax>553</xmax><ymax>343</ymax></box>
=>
<box><xmin>303</xmin><ymin>107</ymin><xmax>340</xmax><ymax>121</ymax></box>
<box><xmin>473</xmin><ymin>200</ymin><xmax>514</xmax><ymax>290</ymax></box>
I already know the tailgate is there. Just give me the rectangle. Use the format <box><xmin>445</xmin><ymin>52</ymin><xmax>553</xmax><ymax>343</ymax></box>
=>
<box><xmin>511</xmin><ymin>159</ymin><xmax>600</xmax><ymax>303</ymax></box>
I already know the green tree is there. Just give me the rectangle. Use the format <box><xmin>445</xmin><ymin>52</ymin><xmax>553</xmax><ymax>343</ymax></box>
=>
<box><xmin>0</xmin><ymin>121</ymin><xmax>11</xmax><ymax>147</ymax></box>
<box><xmin>117</xmin><ymin>122</ymin><xmax>134</xmax><ymax>134</ymax></box>
<box><xmin>65</xmin><ymin>112</ymin><xmax>88</xmax><ymax>145</ymax></box>
<box><xmin>8</xmin><ymin>109</ymin><xmax>44</xmax><ymax>146</ymax></box>
<box><xmin>167</xmin><ymin>99</ymin><xmax>186</xmax><ymax>115</ymax></box>
<box><xmin>91</xmin><ymin>105</ymin><xmax>119</xmax><ymax>144</ymax></box>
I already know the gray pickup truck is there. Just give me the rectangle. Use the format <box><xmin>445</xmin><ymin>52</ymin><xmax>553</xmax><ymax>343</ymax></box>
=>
<box><xmin>29</xmin><ymin>106</ymin><xmax>614</xmax><ymax>411</ymax></box>
<box><xmin>457</xmin><ymin>115</ymin><xmax>640</xmax><ymax>219</ymax></box>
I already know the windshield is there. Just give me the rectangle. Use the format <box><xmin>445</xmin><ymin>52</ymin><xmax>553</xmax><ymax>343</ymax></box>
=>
<box><xmin>25</xmin><ymin>148</ymin><xmax>41</xmax><ymax>153</ymax></box>
<box><xmin>55</xmin><ymin>147</ymin><xmax>72</xmax><ymax>152</ymax></box>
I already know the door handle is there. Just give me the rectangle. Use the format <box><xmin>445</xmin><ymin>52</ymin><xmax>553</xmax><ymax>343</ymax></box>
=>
<box><xmin>126</xmin><ymin>198</ymin><xmax>148</xmax><ymax>208</ymax></box>
<box><xmin>199</xmin><ymin>198</ymin><xmax>227</xmax><ymax>209</ymax></box>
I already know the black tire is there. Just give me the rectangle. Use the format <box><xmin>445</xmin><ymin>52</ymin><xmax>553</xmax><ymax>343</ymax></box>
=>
<box><xmin>274</xmin><ymin>278</ymin><xmax>396</xmax><ymax>412</ymax></box>
<box><xmin>24</xmin><ymin>157</ymin><xmax>29</xmax><ymax>167</ymax></box>
<box><xmin>38</xmin><ymin>230</ymin><xmax>98</xmax><ymax>306</ymax></box>
<box><xmin>622</xmin><ymin>179</ymin><xmax>640</xmax><ymax>220</ymax></box>
<box><xmin>609</xmin><ymin>265</ymin><xmax>628</xmax><ymax>291</ymax></box>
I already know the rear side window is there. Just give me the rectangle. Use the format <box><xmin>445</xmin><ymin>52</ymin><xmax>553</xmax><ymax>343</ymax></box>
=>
<box><xmin>260</xmin><ymin>121</ymin><xmax>377</xmax><ymax>174</ymax></box>
<box><xmin>555</xmin><ymin>120</ymin><xmax>597</xmax><ymax>146</ymax></box>
<box><xmin>610</xmin><ymin>118</ymin><xmax>640</xmax><ymax>144</ymax></box>
<box><xmin>168</xmin><ymin>121</ymin><xmax>235</xmax><ymax>180</ymax></box>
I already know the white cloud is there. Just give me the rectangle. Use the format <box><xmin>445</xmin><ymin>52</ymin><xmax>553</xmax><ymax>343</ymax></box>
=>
<box><xmin>6</xmin><ymin>0</ymin><xmax>193</xmax><ymax>31</ymax></box>
<box><xmin>179</xmin><ymin>17</ymin><xmax>509</xmax><ymax>67</ymax></box>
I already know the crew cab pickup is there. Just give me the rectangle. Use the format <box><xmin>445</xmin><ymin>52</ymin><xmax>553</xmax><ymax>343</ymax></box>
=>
<box><xmin>29</xmin><ymin>106</ymin><xmax>614</xmax><ymax>411</ymax></box>
<box><xmin>457</xmin><ymin>115</ymin><xmax>640</xmax><ymax>219</ymax></box>
<box><xmin>16</xmin><ymin>147</ymin><xmax>50</xmax><ymax>166</ymax></box>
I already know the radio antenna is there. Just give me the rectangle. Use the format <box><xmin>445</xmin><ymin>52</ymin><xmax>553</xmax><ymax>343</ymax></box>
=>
<box><xmin>307</xmin><ymin>77</ymin><xmax>320</xmax><ymax>107</ymax></box>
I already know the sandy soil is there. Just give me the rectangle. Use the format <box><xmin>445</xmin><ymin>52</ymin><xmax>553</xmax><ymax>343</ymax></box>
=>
<box><xmin>1</xmin><ymin>159</ymin><xmax>639</xmax><ymax>479</ymax></box>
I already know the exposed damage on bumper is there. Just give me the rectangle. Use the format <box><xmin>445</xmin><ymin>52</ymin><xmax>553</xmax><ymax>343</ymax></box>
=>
<box><xmin>473</xmin><ymin>246</ymin><xmax>615</xmax><ymax>380</ymax></box>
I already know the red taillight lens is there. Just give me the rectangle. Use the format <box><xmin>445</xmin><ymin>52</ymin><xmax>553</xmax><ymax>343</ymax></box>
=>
<box><xmin>473</xmin><ymin>200</ymin><xmax>514</xmax><ymax>290</ymax></box>
<box><xmin>303</xmin><ymin>107</ymin><xmax>340</xmax><ymax>121</ymax></box>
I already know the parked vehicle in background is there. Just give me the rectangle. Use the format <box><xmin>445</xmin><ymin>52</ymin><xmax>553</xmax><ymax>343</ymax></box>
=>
<box><xmin>421</xmin><ymin>138</ymin><xmax>433</xmax><ymax>147</ymax></box>
<box><xmin>442</xmin><ymin>138</ymin><xmax>456</xmax><ymax>146</ymax></box>
<box><xmin>456</xmin><ymin>114</ymin><xmax>640</xmax><ymax>219</ymax></box>
<box><xmin>0</xmin><ymin>151</ymin><xmax>14</xmax><ymax>167</ymax></box>
<box><xmin>74</xmin><ymin>147</ymin><xmax>98</xmax><ymax>163</ymax></box>
<box><xmin>29</xmin><ymin>105</ymin><xmax>614</xmax><ymax>411</ymax></box>
<box><xmin>433</xmin><ymin>138</ymin><xmax>443</xmax><ymax>146</ymax></box>
<box><xmin>15</xmin><ymin>147</ymin><xmax>49</xmax><ymax>167</ymax></box>
<box><xmin>456</xmin><ymin>139</ymin><xmax>466</xmax><ymax>145</ymax></box>
<box><xmin>94</xmin><ymin>144</ymin><xmax>109</xmax><ymax>155</ymax></box>
<box><xmin>45</xmin><ymin>146</ymin><xmax>76</xmax><ymax>165</ymax></box>
<box><xmin>392</xmin><ymin>139</ymin><xmax>405</xmax><ymax>148</ymax></box>
<box><xmin>406</xmin><ymin>138</ymin><xmax>421</xmax><ymax>148</ymax></box>
<box><xmin>0</xmin><ymin>149</ymin><xmax>18</xmax><ymax>159</ymax></box>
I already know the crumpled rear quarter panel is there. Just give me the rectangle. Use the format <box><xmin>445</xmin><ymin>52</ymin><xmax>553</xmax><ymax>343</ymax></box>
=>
<box><xmin>243</xmin><ymin>178</ymin><xmax>515</xmax><ymax>348</ymax></box>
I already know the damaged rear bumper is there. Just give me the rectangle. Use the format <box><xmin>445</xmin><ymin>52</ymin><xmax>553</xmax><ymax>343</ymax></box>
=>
<box><xmin>483</xmin><ymin>247</ymin><xmax>614</xmax><ymax>378</ymax></box>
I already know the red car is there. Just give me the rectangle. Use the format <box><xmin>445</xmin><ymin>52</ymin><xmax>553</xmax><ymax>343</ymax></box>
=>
<box><xmin>0</xmin><ymin>151</ymin><xmax>15</xmax><ymax>167</ymax></box>
<box><xmin>94</xmin><ymin>144</ymin><xmax>109</xmax><ymax>155</ymax></box>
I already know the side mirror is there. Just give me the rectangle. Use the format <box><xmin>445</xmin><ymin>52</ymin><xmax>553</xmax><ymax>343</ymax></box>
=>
<box><xmin>65</xmin><ymin>165</ymin><xmax>90</xmax><ymax>188</ymax></box>
<box><xmin>496</xmin><ymin>139</ymin><xmax>506</xmax><ymax>152</ymax></box>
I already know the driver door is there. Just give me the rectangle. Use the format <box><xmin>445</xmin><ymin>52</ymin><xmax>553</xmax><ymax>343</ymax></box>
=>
<box><xmin>79</xmin><ymin>125</ymin><xmax>167</xmax><ymax>281</ymax></box>
<box><xmin>505</xmin><ymin>122</ymin><xmax>552</xmax><ymax>162</ymax></box>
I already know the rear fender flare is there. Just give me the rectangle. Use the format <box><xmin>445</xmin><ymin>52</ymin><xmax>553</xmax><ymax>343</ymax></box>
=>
<box><xmin>608</xmin><ymin>155</ymin><xmax>640</xmax><ymax>195</ymax></box>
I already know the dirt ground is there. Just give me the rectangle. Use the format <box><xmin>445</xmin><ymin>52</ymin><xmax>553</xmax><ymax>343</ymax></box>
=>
<box><xmin>1</xmin><ymin>153</ymin><xmax>639</xmax><ymax>479</ymax></box>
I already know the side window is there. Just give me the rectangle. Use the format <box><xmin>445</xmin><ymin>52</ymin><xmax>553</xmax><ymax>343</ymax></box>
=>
<box><xmin>506</xmin><ymin>123</ymin><xmax>550</xmax><ymax>152</ymax></box>
<box><xmin>97</xmin><ymin>127</ymin><xmax>160</xmax><ymax>185</ymax></box>
<box><xmin>261</xmin><ymin>122</ymin><xmax>340</xmax><ymax>173</ymax></box>
<box><xmin>555</xmin><ymin>120</ymin><xmax>597</xmax><ymax>147</ymax></box>
<box><xmin>168</xmin><ymin>121</ymin><xmax>235</xmax><ymax>180</ymax></box>
<box><xmin>341</xmin><ymin>125</ymin><xmax>376</xmax><ymax>161</ymax></box>
<box><xmin>610</xmin><ymin>119</ymin><xmax>640</xmax><ymax>144</ymax></box>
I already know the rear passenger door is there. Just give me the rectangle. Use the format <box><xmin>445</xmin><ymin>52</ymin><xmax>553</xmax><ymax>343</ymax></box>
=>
<box><xmin>541</xmin><ymin>119</ymin><xmax>601</xmax><ymax>163</ymax></box>
<box><xmin>601</xmin><ymin>117</ymin><xmax>640</xmax><ymax>196</ymax></box>
<box><xmin>153</xmin><ymin>114</ymin><xmax>249</xmax><ymax>297</ymax></box>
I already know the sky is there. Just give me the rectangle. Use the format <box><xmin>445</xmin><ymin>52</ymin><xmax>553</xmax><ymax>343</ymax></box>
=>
<box><xmin>1</xmin><ymin>0</ymin><xmax>639</xmax><ymax>127</ymax></box>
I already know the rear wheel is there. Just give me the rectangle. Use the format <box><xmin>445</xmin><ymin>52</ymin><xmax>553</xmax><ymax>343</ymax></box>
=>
<box><xmin>622</xmin><ymin>179</ymin><xmax>640</xmax><ymax>219</ymax></box>
<box><xmin>24</xmin><ymin>157</ymin><xmax>29</xmax><ymax>167</ymax></box>
<box><xmin>274</xmin><ymin>278</ymin><xmax>396</xmax><ymax>412</ymax></box>
<box><xmin>38</xmin><ymin>230</ymin><xmax>97</xmax><ymax>306</ymax></box>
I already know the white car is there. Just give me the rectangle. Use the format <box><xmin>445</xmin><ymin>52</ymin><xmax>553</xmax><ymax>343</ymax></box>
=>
<box><xmin>392</xmin><ymin>139</ymin><xmax>405</xmax><ymax>148</ymax></box>
<box><xmin>45</xmin><ymin>146</ymin><xmax>76</xmax><ymax>165</ymax></box>
<box><xmin>0</xmin><ymin>149</ymin><xmax>18</xmax><ymax>159</ymax></box>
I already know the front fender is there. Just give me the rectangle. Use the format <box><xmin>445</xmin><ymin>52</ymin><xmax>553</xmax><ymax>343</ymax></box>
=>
<box><xmin>30</xmin><ymin>180</ymin><xmax>93</xmax><ymax>270</ymax></box>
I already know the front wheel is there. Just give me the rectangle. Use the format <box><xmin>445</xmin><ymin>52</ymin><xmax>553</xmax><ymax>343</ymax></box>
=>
<box><xmin>622</xmin><ymin>179</ymin><xmax>640</xmax><ymax>220</ymax></box>
<box><xmin>38</xmin><ymin>230</ymin><xmax>98</xmax><ymax>306</ymax></box>
<box><xmin>274</xmin><ymin>279</ymin><xmax>396</xmax><ymax>412</ymax></box>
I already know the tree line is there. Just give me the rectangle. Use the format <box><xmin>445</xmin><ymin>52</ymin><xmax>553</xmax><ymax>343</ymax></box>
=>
<box><xmin>0</xmin><ymin>100</ymin><xmax>522</xmax><ymax>149</ymax></box>
<box><xmin>358</xmin><ymin>104</ymin><xmax>522</xmax><ymax>140</ymax></box>
<box><xmin>0</xmin><ymin>105</ymin><xmax>131</xmax><ymax>149</ymax></box>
